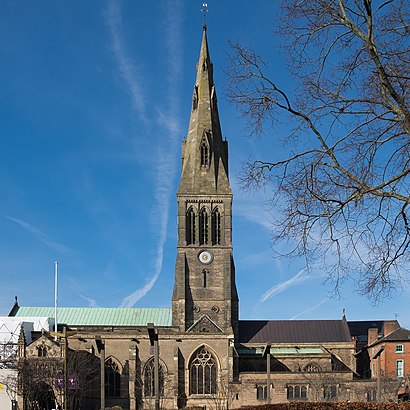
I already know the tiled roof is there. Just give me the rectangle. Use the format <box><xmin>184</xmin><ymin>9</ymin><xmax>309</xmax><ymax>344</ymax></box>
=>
<box><xmin>11</xmin><ymin>307</ymin><xmax>172</xmax><ymax>327</ymax></box>
<box><xmin>238</xmin><ymin>320</ymin><xmax>352</xmax><ymax>344</ymax></box>
<box><xmin>369</xmin><ymin>327</ymin><xmax>410</xmax><ymax>346</ymax></box>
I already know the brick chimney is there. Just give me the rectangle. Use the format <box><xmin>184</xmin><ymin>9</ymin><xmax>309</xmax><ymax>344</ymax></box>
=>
<box><xmin>368</xmin><ymin>328</ymin><xmax>379</xmax><ymax>345</ymax></box>
<box><xmin>383</xmin><ymin>320</ymin><xmax>400</xmax><ymax>336</ymax></box>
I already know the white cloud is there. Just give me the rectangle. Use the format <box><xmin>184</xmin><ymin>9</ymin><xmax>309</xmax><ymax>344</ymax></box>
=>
<box><xmin>290</xmin><ymin>297</ymin><xmax>329</xmax><ymax>320</ymax></box>
<box><xmin>117</xmin><ymin>1</ymin><xmax>183</xmax><ymax>307</ymax></box>
<box><xmin>260</xmin><ymin>268</ymin><xmax>309</xmax><ymax>302</ymax></box>
<box><xmin>2</xmin><ymin>214</ymin><xmax>73</xmax><ymax>255</ymax></box>
<box><xmin>79</xmin><ymin>294</ymin><xmax>99</xmax><ymax>308</ymax></box>
<box><xmin>105</xmin><ymin>0</ymin><xmax>147</xmax><ymax>122</ymax></box>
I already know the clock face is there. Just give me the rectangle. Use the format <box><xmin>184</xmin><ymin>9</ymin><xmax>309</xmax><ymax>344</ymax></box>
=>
<box><xmin>198</xmin><ymin>250</ymin><xmax>213</xmax><ymax>264</ymax></box>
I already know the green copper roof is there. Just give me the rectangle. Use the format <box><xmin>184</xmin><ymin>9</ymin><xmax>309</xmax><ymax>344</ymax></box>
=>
<box><xmin>12</xmin><ymin>307</ymin><xmax>172</xmax><ymax>327</ymax></box>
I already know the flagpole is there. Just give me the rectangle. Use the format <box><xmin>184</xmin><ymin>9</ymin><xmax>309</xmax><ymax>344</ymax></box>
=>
<box><xmin>54</xmin><ymin>260</ymin><xmax>58</xmax><ymax>341</ymax></box>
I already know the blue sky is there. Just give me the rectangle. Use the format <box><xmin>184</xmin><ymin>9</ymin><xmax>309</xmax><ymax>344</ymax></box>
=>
<box><xmin>1</xmin><ymin>1</ymin><xmax>408</xmax><ymax>328</ymax></box>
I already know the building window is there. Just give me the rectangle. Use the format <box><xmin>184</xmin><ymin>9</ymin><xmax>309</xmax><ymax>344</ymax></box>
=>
<box><xmin>211</xmin><ymin>208</ymin><xmax>221</xmax><ymax>245</ymax></box>
<box><xmin>189</xmin><ymin>347</ymin><xmax>217</xmax><ymax>395</ymax></box>
<box><xmin>144</xmin><ymin>358</ymin><xmax>164</xmax><ymax>397</ymax></box>
<box><xmin>186</xmin><ymin>207</ymin><xmax>196</xmax><ymax>245</ymax></box>
<box><xmin>303</xmin><ymin>363</ymin><xmax>321</xmax><ymax>372</ymax></box>
<box><xmin>200</xmin><ymin>142</ymin><xmax>209</xmax><ymax>167</ymax></box>
<box><xmin>323</xmin><ymin>385</ymin><xmax>337</xmax><ymax>400</ymax></box>
<box><xmin>287</xmin><ymin>385</ymin><xmax>307</xmax><ymax>400</ymax></box>
<box><xmin>367</xmin><ymin>389</ymin><xmax>376</xmax><ymax>402</ymax></box>
<box><xmin>396</xmin><ymin>344</ymin><xmax>404</xmax><ymax>353</ymax></box>
<box><xmin>397</xmin><ymin>359</ymin><xmax>404</xmax><ymax>377</ymax></box>
<box><xmin>105</xmin><ymin>358</ymin><xmax>121</xmax><ymax>397</ymax></box>
<box><xmin>256</xmin><ymin>385</ymin><xmax>268</xmax><ymax>400</ymax></box>
<box><xmin>199</xmin><ymin>208</ymin><xmax>209</xmax><ymax>245</ymax></box>
<box><xmin>202</xmin><ymin>269</ymin><xmax>207</xmax><ymax>288</ymax></box>
<box><xmin>37</xmin><ymin>345</ymin><xmax>47</xmax><ymax>357</ymax></box>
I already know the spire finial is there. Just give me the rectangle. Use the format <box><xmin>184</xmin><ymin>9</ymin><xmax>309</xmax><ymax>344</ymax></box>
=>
<box><xmin>201</xmin><ymin>3</ymin><xmax>208</xmax><ymax>27</ymax></box>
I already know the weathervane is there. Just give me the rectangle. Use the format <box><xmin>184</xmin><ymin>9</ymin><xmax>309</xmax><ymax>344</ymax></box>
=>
<box><xmin>201</xmin><ymin>3</ymin><xmax>208</xmax><ymax>26</ymax></box>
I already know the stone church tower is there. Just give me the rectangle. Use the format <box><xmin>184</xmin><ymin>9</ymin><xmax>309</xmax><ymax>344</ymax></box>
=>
<box><xmin>172</xmin><ymin>25</ymin><xmax>239</xmax><ymax>336</ymax></box>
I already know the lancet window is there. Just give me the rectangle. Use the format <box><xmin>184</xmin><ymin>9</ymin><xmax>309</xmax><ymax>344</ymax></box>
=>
<box><xmin>202</xmin><ymin>269</ymin><xmax>208</xmax><ymax>288</ymax></box>
<box><xmin>211</xmin><ymin>208</ymin><xmax>221</xmax><ymax>245</ymax></box>
<box><xmin>189</xmin><ymin>347</ymin><xmax>217</xmax><ymax>395</ymax></box>
<box><xmin>200</xmin><ymin>142</ymin><xmax>209</xmax><ymax>167</ymax></box>
<box><xmin>144</xmin><ymin>358</ymin><xmax>164</xmax><ymax>397</ymax></box>
<box><xmin>186</xmin><ymin>207</ymin><xmax>196</xmax><ymax>245</ymax></box>
<box><xmin>199</xmin><ymin>208</ymin><xmax>209</xmax><ymax>245</ymax></box>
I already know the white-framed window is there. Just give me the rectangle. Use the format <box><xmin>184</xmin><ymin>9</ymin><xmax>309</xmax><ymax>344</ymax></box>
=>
<box><xmin>396</xmin><ymin>344</ymin><xmax>404</xmax><ymax>353</ymax></box>
<box><xmin>396</xmin><ymin>359</ymin><xmax>404</xmax><ymax>377</ymax></box>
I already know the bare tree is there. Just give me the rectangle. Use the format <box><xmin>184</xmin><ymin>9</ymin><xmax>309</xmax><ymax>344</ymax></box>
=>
<box><xmin>226</xmin><ymin>0</ymin><xmax>410</xmax><ymax>300</ymax></box>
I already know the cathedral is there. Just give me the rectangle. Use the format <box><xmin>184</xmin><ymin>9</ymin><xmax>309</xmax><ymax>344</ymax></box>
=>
<box><xmin>6</xmin><ymin>25</ymin><xmax>409</xmax><ymax>409</ymax></box>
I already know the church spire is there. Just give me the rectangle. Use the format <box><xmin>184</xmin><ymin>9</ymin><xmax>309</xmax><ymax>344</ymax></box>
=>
<box><xmin>178</xmin><ymin>25</ymin><xmax>230</xmax><ymax>195</ymax></box>
<box><xmin>173</xmin><ymin>26</ymin><xmax>238</xmax><ymax>334</ymax></box>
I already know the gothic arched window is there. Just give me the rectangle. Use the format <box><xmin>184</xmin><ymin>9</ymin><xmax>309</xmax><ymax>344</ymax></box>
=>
<box><xmin>189</xmin><ymin>347</ymin><xmax>217</xmax><ymax>395</ymax></box>
<box><xmin>303</xmin><ymin>363</ymin><xmax>321</xmax><ymax>372</ymax></box>
<box><xmin>186</xmin><ymin>207</ymin><xmax>196</xmax><ymax>245</ymax></box>
<box><xmin>200</xmin><ymin>142</ymin><xmax>209</xmax><ymax>167</ymax></box>
<box><xmin>211</xmin><ymin>208</ymin><xmax>221</xmax><ymax>245</ymax></box>
<box><xmin>199</xmin><ymin>208</ymin><xmax>209</xmax><ymax>245</ymax></box>
<box><xmin>105</xmin><ymin>358</ymin><xmax>121</xmax><ymax>397</ymax></box>
<box><xmin>144</xmin><ymin>358</ymin><xmax>164</xmax><ymax>397</ymax></box>
<box><xmin>37</xmin><ymin>345</ymin><xmax>47</xmax><ymax>357</ymax></box>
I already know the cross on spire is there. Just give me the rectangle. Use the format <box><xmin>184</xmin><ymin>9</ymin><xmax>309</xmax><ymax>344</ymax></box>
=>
<box><xmin>201</xmin><ymin>2</ymin><xmax>208</xmax><ymax>26</ymax></box>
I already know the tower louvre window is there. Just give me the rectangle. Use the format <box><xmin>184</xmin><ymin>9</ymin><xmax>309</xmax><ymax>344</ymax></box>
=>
<box><xmin>186</xmin><ymin>207</ymin><xmax>196</xmax><ymax>245</ymax></box>
<box><xmin>211</xmin><ymin>208</ymin><xmax>221</xmax><ymax>245</ymax></box>
<box><xmin>199</xmin><ymin>208</ymin><xmax>209</xmax><ymax>245</ymax></box>
<box><xmin>200</xmin><ymin>141</ymin><xmax>209</xmax><ymax>167</ymax></box>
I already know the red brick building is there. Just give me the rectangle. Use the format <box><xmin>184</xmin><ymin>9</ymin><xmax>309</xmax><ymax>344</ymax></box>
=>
<box><xmin>367</xmin><ymin>323</ymin><xmax>410</xmax><ymax>401</ymax></box>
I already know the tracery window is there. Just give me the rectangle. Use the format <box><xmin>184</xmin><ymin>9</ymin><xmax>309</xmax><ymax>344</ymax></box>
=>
<box><xmin>105</xmin><ymin>358</ymin><xmax>121</xmax><ymax>397</ymax></box>
<box><xmin>144</xmin><ymin>358</ymin><xmax>164</xmax><ymax>397</ymax></box>
<box><xmin>287</xmin><ymin>385</ymin><xmax>307</xmax><ymax>400</ymax></box>
<box><xmin>186</xmin><ymin>207</ymin><xmax>196</xmax><ymax>245</ymax></box>
<box><xmin>211</xmin><ymin>208</ymin><xmax>221</xmax><ymax>245</ymax></box>
<box><xmin>199</xmin><ymin>208</ymin><xmax>209</xmax><ymax>245</ymax></box>
<box><xmin>303</xmin><ymin>363</ymin><xmax>321</xmax><ymax>372</ymax></box>
<box><xmin>190</xmin><ymin>347</ymin><xmax>217</xmax><ymax>395</ymax></box>
<box><xmin>37</xmin><ymin>345</ymin><xmax>47</xmax><ymax>357</ymax></box>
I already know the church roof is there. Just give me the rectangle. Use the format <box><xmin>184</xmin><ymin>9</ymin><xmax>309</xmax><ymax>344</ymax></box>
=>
<box><xmin>10</xmin><ymin>306</ymin><xmax>172</xmax><ymax>327</ymax></box>
<box><xmin>238</xmin><ymin>319</ymin><xmax>352</xmax><ymax>344</ymax></box>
